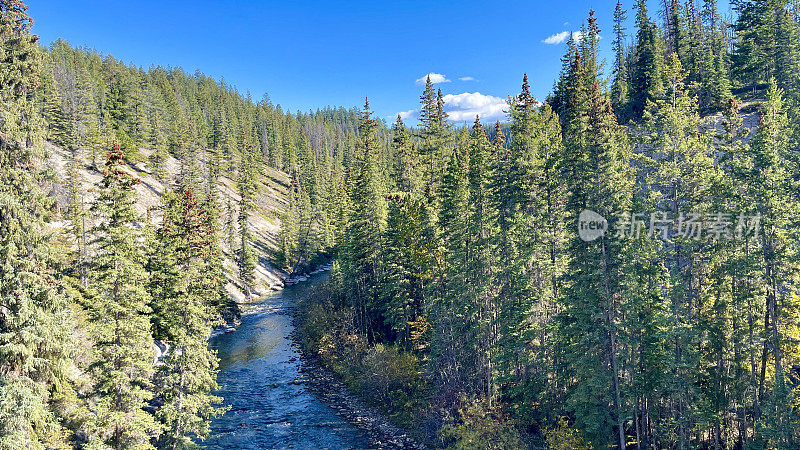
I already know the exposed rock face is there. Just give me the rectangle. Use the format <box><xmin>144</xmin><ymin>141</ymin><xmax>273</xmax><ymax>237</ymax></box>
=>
<box><xmin>152</xmin><ymin>340</ymin><xmax>169</xmax><ymax>365</ymax></box>
<box><xmin>46</xmin><ymin>142</ymin><xmax>291</xmax><ymax>307</ymax></box>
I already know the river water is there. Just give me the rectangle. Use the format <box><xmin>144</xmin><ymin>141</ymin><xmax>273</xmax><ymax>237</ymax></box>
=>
<box><xmin>205</xmin><ymin>274</ymin><xmax>370</xmax><ymax>449</ymax></box>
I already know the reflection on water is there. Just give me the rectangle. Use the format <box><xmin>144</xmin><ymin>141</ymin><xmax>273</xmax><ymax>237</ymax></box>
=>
<box><xmin>205</xmin><ymin>274</ymin><xmax>369</xmax><ymax>449</ymax></box>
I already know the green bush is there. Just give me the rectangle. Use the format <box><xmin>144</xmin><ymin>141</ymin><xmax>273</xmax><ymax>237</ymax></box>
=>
<box><xmin>542</xmin><ymin>417</ymin><xmax>589</xmax><ymax>450</ymax></box>
<box><xmin>439</xmin><ymin>396</ymin><xmax>526</xmax><ymax>449</ymax></box>
<box><xmin>354</xmin><ymin>343</ymin><xmax>424</xmax><ymax>426</ymax></box>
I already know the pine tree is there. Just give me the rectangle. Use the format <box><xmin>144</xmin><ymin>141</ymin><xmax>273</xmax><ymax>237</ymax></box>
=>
<box><xmin>746</xmin><ymin>79</ymin><xmax>799</xmax><ymax>448</ymax></box>
<box><xmin>343</xmin><ymin>98</ymin><xmax>386</xmax><ymax>338</ymax></box>
<box><xmin>87</xmin><ymin>143</ymin><xmax>159</xmax><ymax>447</ymax></box>
<box><xmin>0</xmin><ymin>1</ymin><xmax>74</xmax><ymax>446</ymax></box>
<box><xmin>611</xmin><ymin>1</ymin><xmax>629</xmax><ymax>117</ymax></box>
<box><xmin>150</xmin><ymin>189</ymin><xmax>226</xmax><ymax>449</ymax></box>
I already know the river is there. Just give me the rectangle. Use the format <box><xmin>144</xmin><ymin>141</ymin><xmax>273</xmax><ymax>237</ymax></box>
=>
<box><xmin>205</xmin><ymin>274</ymin><xmax>370</xmax><ymax>449</ymax></box>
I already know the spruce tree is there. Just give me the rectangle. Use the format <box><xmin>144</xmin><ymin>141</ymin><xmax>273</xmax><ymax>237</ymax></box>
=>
<box><xmin>418</xmin><ymin>77</ymin><xmax>452</xmax><ymax>196</ymax></box>
<box><xmin>0</xmin><ymin>1</ymin><xmax>74</xmax><ymax>446</ymax></box>
<box><xmin>490</xmin><ymin>76</ymin><xmax>537</xmax><ymax>411</ymax></box>
<box><xmin>148</xmin><ymin>111</ymin><xmax>169</xmax><ymax>183</ymax></box>
<box><xmin>466</xmin><ymin>117</ymin><xmax>499</xmax><ymax>405</ymax></box>
<box><xmin>65</xmin><ymin>140</ymin><xmax>89</xmax><ymax>287</ymax></box>
<box><xmin>630</xmin><ymin>0</ymin><xmax>664</xmax><ymax>119</ymax></box>
<box><xmin>717</xmin><ymin>98</ymin><xmax>763</xmax><ymax>447</ymax></box>
<box><xmin>150</xmin><ymin>189</ymin><xmax>226</xmax><ymax>449</ymax></box>
<box><xmin>429</xmin><ymin>126</ymin><xmax>476</xmax><ymax>400</ymax></box>
<box><xmin>746</xmin><ymin>79</ymin><xmax>799</xmax><ymax>448</ymax></box>
<box><xmin>40</xmin><ymin>67</ymin><xmax>69</xmax><ymax>146</ymax></box>
<box><xmin>555</xmin><ymin>13</ymin><xmax>633</xmax><ymax>448</ymax></box>
<box><xmin>699</xmin><ymin>0</ymin><xmax>732</xmax><ymax>112</ymax></box>
<box><xmin>236</xmin><ymin>136</ymin><xmax>258</xmax><ymax>297</ymax></box>
<box><xmin>380</xmin><ymin>194</ymin><xmax>435</xmax><ymax>348</ymax></box>
<box><xmin>733</xmin><ymin>0</ymin><xmax>800</xmax><ymax>102</ymax></box>
<box><xmin>277</xmin><ymin>180</ymin><xmax>301</xmax><ymax>272</ymax></box>
<box><xmin>611</xmin><ymin>0</ymin><xmax>629</xmax><ymax>117</ymax></box>
<box><xmin>640</xmin><ymin>54</ymin><xmax>723</xmax><ymax>448</ymax></box>
<box><xmin>343</xmin><ymin>98</ymin><xmax>386</xmax><ymax>338</ymax></box>
<box><xmin>87</xmin><ymin>144</ymin><xmax>159</xmax><ymax>448</ymax></box>
<box><xmin>392</xmin><ymin>115</ymin><xmax>422</xmax><ymax>194</ymax></box>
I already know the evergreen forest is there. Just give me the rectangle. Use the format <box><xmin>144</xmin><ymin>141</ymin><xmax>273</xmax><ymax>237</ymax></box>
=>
<box><xmin>2</xmin><ymin>0</ymin><xmax>800</xmax><ymax>448</ymax></box>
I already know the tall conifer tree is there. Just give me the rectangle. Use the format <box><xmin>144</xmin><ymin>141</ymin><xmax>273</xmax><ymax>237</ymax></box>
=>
<box><xmin>556</xmin><ymin>12</ymin><xmax>633</xmax><ymax>448</ymax></box>
<box><xmin>611</xmin><ymin>1</ymin><xmax>630</xmax><ymax>118</ymax></box>
<box><xmin>88</xmin><ymin>144</ymin><xmax>159</xmax><ymax>448</ymax></box>
<box><xmin>746</xmin><ymin>79</ymin><xmax>799</xmax><ymax>448</ymax></box>
<box><xmin>150</xmin><ymin>189</ymin><xmax>226</xmax><ymax>449</ymax></box>
<box><xmin>0</xmin><ymin>1</ymin><xmax>74</xmax><ymax>446</ymax></box>
<box><xmin>343</xmin><ymin>98</ymin><xmax>386</xmax><ymax>338</ymax></box>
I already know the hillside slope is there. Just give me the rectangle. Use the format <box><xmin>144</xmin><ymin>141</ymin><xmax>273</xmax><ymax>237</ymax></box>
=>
<box><xmin>46</xmin><ymin>141</ymin><xmax>291</xmax><ymax>306</ymax></box>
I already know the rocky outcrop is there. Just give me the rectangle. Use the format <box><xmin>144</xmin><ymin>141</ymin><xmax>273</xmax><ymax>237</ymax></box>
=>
<box><xmin>152</xmin><ymin>340</ymin><xmax>170</xmax><ymax>365</ymax></box>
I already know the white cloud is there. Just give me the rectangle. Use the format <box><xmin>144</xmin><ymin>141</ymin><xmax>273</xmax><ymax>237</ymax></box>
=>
<box><xmin>442</xmin><ymin>92</ymin><xmax>508</xmax><ymax>123</ymax></box>
<box><xmin>397</xmin><ymin>110</ymin><xmax>418</xmax><ymax>121</ymax></box>
<box><xmin>543</xmin><ymin>31</ymin><xmax>570</xmax><ymax>45</ymax></box>
<box><xmin>394</xmin><ymin>92</ymin><xmax>508</xmax><ymax>124</ymax></box>
<box><xmin>542</xmin><ymin>30</ymin><xmax>586</xmax><ymax>45</ymax></box>
<box><xmin>459</xmin><ymin>76</ymin><xmax>475</xmax><ymax>81</ymax></box>
<box><xmin>415</xmin><ymin>72</ymin><xmax>450</xmax><ymax>86</ymax></box>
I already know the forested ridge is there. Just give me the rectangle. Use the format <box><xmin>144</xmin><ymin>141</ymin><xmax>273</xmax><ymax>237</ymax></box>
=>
<box><xmin>1</xmin><ymin>0</ymin><xmax>800</xmax><ymax>449</ymax></box>
<box><xmin>2</xmin><ymin>0</ymin><xmax>373</xmax><ymax>447</ymax></box>
<box><xmin>299</xmin><ymin>1</ymin><xmax>800</xmax><ymax>449</ymax></box>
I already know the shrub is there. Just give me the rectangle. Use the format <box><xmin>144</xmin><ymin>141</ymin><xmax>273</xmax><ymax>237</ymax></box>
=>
<box><xmin>542</xmin><ymin>417</ymin><xmax>590</xmax><ymax>450</ymax></box>
<box><xmin>355</xmin><ymin>343</ymin><xmax>424</xmax><ymax>426</ymax></box>
<box><xmin>439</xmin><ymin>396</ymin><xmax>526</xmax><ymax>449</ymax></box>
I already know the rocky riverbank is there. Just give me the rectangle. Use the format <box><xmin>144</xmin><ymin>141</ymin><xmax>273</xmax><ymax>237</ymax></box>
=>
<box><xmin>286</xmin><ymin>267</ymin><xmax>426</xmax><ymax>449</ymax></box>
<box><xmin>293</xmin><ymin>339</ymin><xmax>426</xmax><ymax>449</ymax></box>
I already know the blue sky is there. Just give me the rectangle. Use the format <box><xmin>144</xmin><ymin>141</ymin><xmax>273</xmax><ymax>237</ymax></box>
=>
<box><xmin>31</xmin><ymin>1</ymin><xmax>733</xmax><ymax>125</ymax></box>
